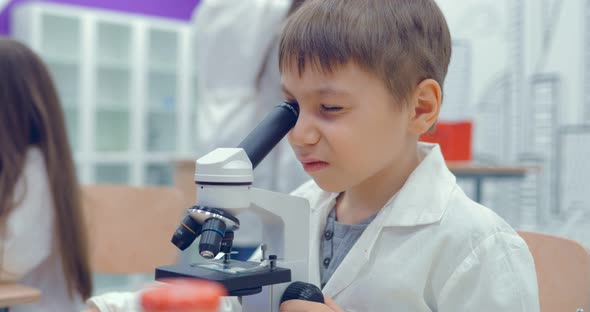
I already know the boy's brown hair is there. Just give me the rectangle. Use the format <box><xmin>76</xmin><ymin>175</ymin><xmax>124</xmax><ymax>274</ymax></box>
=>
<box><xmin>279</xmin><ymin>0</ymin><xmax>452</xmax><ymax>105</ymax></box>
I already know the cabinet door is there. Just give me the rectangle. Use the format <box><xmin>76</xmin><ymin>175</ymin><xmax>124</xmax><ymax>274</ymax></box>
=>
<box><xmin>41</xmin><ymin>14</ymin><xmax>80</xmax><ymax>59</ymax></box>
<box><xmin>48</xmin><ymin>62</ymin><xmax>81</xmax><ymax>150</ymax></box>
<box><xmin>190</xmin><ymin>74</ymin><xmax>199</xmax><ymax>147</ymax></box>
<box><xmin>95</xmin><ymin>163</ymin><xmax>131</xmax><ymax>184</ymax></box>
<box><xmin>145</xmin><ymin>163</ymin><xmax>174</xmax><ymax>186</ymax></box>
<box><xmin>95</xmin><ymin>22</ymin><xmax>133</xmax><ymax>152</ymax></box>
<box><xmin>41</xmin><ymin>13</ymin><xmax>82</xmax><ymax>151</ymax></box>
<box><xmin>146</xmin><ymin>29</ymin><xmax>178</xmax><ymax>152</ymax></box>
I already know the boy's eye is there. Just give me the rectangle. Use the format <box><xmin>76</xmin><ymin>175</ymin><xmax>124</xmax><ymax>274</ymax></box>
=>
<box><xmin>320</xmin><ymin>104</ymin><xmax>342</xmax><ymax>112</ymax></box>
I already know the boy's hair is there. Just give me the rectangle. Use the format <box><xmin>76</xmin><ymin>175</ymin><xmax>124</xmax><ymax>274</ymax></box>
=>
<box><xmin>279</xmin><ymin>0</ymin><xmax>452</xmax><ymax>105</ymax></box>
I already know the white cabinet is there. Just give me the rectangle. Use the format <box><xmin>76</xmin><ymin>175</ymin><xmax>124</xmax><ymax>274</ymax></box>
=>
<box><xmin>12</xmin><ymin>2</ymin><xmax>197</xmax><ymax>186</ymax></box>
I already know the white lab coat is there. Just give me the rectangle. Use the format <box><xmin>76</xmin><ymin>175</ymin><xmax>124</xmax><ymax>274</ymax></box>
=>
<box><xmin>288</xmin><ymin>142</ymin><xmax>540</xmax><ymax>311</ymax></box>
<box><xmin>0</xmin><ymin>147</ymin><xmax>84</xmax><ymax>312</ymax></box>
<box><xmin>190</xmin><ymin>0</ymin><xmax>310</xmax><ymax>250</ymax></box>
<box><xmin>191</xmin><ymin>0</ymin><xmax>308</xmax><ymax>193</ymax></box>
<box><xmin>88</xmin><ymin>143</ymin><xmax>540</xmax><ymax>311</ymax></box>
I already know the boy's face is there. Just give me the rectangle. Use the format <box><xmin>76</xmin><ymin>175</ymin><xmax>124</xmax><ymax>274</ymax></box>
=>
<box><xmin>281</xmin><ymin>62</ymin><xmax>418</xmax><ymax>192</ymax></box>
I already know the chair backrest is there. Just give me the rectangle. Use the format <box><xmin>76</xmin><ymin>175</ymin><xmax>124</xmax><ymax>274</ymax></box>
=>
<box><xmin>82</xmin><ymin>184</ymin><xmax>187</xmax><ymax>274</ymax></box>
<box><xmin>518</xmin><ymin>230</ymin><xmax>590</xmax><ymax>311</ymax></box>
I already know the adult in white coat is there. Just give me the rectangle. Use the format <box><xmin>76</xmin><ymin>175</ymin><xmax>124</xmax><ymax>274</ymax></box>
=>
<box><xmin>191</xmin><ymin>0</ymin><xmax>308</xmax><ymax>194</ymax></box>
<box><xmin>189</xmin><ymin>0</ymin><xmax>309</xmax><ymax>256</ymax></box>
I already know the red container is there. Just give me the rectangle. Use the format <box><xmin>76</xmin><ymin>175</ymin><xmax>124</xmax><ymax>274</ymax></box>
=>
<box><xmin>141</xmin><ymin>279</ymin><xmax>227</xmax><ymax>312</ymax></box>
<box><xmin>420</xmin><ymin>121</ymin><xmax>472</xmax><ymax>161</ymax></box>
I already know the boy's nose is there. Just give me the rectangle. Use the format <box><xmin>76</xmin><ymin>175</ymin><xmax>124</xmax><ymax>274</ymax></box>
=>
<box><xmin>288</xmin><ymin>113</ymin><xmax>320</xmax><ymax>147</ymax></box>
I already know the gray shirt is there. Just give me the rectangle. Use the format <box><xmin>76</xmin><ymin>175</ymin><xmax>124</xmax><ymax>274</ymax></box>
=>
<box><xmin>320</xmin><ymin>207</ymin><xmax>377</xmax><ymax>288</ymax></box>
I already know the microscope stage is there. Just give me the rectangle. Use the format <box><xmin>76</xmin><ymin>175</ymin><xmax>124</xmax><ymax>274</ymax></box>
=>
<box><xmin>155</xmin><ymin>260</ymin><xmax>291</xmax><ymax>296</ymax></box>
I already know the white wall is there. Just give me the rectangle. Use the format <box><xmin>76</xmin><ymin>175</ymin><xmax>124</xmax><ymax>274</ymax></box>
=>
<box><xmin>436</xmin><ymin>0</ymin><xmax>586</xmax><ymax>125</ymax></box>
<box><xmin>435</xmin><ymin>0</ymin><xmax>590</xmax><ymax>224</ymax></box>
<box><xmin>536</xmin><ymin>0</ymin><xmax>585</xmax><ymax>124</ymax></box>
<box><xmin>436</xmin><ymin>0</ymin><xmax>509</xmax><ymax>116</ymax></box>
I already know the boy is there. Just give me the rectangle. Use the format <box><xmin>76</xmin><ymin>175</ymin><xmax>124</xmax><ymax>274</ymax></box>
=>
<box><xmin>277</xmin><ymin>1</ymin><xmax>538</xmax><ymax>311</ymax></box>
<box><xmin>88</xmin><ymin>0</ymin><xmax>539</xmax><ymax>311</ymax></box>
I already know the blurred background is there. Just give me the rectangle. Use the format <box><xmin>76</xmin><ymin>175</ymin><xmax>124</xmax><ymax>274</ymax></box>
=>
<box><xmin>1</xmin><ymin>0</ymin><xmax>589</xmax><ymax>296</ymax></box>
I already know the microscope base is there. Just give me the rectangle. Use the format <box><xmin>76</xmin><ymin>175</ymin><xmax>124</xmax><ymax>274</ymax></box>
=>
<box><xmin>156</xmin><ymin>260</ymin><xmax>291</xmax><ymax>297</ymax></box>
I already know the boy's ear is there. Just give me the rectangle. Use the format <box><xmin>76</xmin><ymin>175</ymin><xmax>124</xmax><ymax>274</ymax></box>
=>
<box><xmin>408</xmin><ymin>79</ymin><xmax>441</xmax><ymax>135</ymax></box>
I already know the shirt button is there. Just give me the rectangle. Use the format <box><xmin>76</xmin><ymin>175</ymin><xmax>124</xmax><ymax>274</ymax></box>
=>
<box><xmin>324</xmin><ymin>230</ymin><xmax>333</xmax><ymax>240</ymax></box>
<box><xmin>323</xmin><ymin>257</ymin><xmax>331</xmax><ymax>268</ymax></box>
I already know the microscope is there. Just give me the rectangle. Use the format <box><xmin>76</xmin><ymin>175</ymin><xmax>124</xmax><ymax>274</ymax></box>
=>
<box><xmin>156</xmin><ymin>102</ymin><xmax>324</xmax><ymax>311</ymax></box>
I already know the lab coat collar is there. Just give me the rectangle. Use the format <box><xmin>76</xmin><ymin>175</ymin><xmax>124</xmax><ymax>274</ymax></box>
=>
<box><xmin>381</xmin><ymin>142</ymin><xmax>456</xmax><ymax>227</ymax></box>
<box><xmin>311</xmin><ymin>142</ymin><xmax>456</xmax><ymax>227</ymax></box>
<box><xmin>317</xmin><ymin>143</ymin><xmax>456</xmax><ymax>297</ymax></box>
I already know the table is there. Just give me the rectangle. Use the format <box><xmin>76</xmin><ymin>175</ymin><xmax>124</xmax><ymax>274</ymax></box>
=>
<box><xmin>175</xmin><ymin>159</ymin><xmax>540</xmax><ymax>204</ymax></box>
<box><xmin>447</xmin><ymin>162</ymin><xmax>540</xmax><ymax>203</ymax></box>
<box><xmin>0</xmin><ymin>283</ymin><xmax>41</xmax><ymax>311</ymax></box>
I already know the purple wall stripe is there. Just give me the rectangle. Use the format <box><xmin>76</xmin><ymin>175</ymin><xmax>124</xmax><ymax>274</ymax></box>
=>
<box><xmin>1</xmin><ymin>0</ymin><xmax>200</xmax><ymax>35</ymax></box>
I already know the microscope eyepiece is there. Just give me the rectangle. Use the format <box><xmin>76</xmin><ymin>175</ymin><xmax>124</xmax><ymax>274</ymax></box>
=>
<box><xmin>237</xmin><ymin>102</ymin><xmax>299</xmax><ymax>169</ymax></box>
<box><xmin>199</xmin><ymin>218</ymin><xmax>227</xmax><ymax>259</ymax></box>
<box><xmin>171</xmin><ymin>214</ymin><xmax>202</xmax><ymax>251</ymax></box>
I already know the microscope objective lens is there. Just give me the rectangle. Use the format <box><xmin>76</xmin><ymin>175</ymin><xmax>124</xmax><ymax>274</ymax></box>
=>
<box><xmin>200</xmin><ymin>250</ymin><xmax>215</xmax><ymax>259</ymax></box>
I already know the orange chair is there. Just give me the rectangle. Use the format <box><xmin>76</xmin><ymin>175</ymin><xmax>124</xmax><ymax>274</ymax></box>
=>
<box><xmin>82</xmin><ymin>184</ymin><xmax>187</xmax><ymax>274</ymax></box>
<box><xmin>518</xmin><ymin>230</ymin><xmax>590</xmax><ymax>311</ymax></box>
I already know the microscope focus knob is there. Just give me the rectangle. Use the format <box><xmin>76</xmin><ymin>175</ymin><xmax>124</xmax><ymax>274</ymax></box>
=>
<box><xmin>280</xmin><ymin>281</ymin><xmax>325</xmax><ymax>304</ymax></box>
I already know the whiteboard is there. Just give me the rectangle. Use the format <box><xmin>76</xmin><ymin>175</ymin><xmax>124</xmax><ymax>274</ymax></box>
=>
<box><xmin>558</xmin><ymin>125</ymin><xmax>590</xmax><ymax>213</ymax></box>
